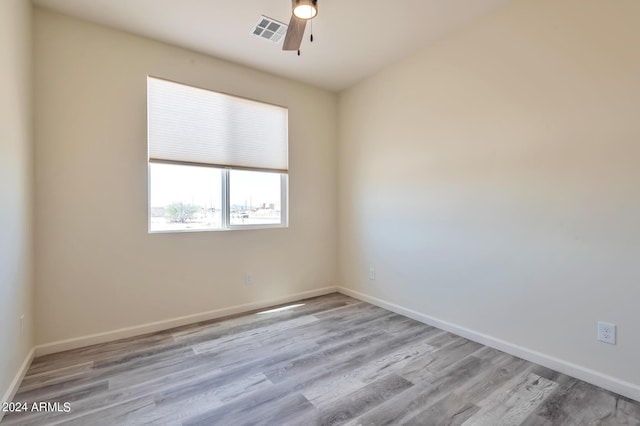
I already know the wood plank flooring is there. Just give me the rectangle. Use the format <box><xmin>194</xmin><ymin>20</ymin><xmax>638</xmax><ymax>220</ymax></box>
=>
<box><xmin>2</xmin><ymin>293</ymin><xmax>639</xmax><ymax>425</ymax></box>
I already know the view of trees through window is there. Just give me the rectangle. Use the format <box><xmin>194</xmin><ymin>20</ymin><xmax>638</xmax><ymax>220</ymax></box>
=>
<box><xmin>149</xmin><ymin>163</ymin><xmax>283</xmax><ymax>232</ymax></box>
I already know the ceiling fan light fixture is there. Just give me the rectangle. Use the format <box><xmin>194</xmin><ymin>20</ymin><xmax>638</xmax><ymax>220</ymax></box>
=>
<box><xmin>293</xmin><ymin>0</ymin><xmax>317</xmax><ymax>20</ymax></box>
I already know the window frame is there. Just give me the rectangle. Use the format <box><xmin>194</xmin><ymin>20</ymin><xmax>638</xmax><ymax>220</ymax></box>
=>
<box><xmin>147</xmin><ymin>76</ymin><xmax>289</xmax><ymax>234</ymax></box>
<box><xmin>223</xmin><ymin>167</ymin><xmax>289</xmax><ymax>231</ymax></box>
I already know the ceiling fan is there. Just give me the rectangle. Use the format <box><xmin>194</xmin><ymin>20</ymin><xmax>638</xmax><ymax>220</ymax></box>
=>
<box><xmin>282</xmin><ymin>0</ymin><xmax>318</xmax><ymax>55</ymax></box>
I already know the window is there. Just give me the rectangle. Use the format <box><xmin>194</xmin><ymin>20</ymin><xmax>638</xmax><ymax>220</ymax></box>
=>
<box><xmin>147</xmin><ymin>77</ymin><xmax>288</xmax><ymax>232</ymax></box>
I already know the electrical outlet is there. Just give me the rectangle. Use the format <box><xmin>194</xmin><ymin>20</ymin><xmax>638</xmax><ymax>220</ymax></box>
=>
<box><xmin>369</xmin><ymin>267</ymin><xmax>375</xmax><ymax>280</ymax></box>
<box><xmin>597</xmin><ymin>321</ymin><xmax>616</xmax><ymax>345</ymax></box>
<box><xmin>245</xmin><ymin>272</ymin><xmax>253</xmax><ymax>285</ymax></box>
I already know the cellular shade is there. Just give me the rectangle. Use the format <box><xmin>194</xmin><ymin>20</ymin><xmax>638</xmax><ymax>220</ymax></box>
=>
<box><xmin>148</xmin><ymin>77</ymin><xmax>288</xmax><ymax>173</ymax></box>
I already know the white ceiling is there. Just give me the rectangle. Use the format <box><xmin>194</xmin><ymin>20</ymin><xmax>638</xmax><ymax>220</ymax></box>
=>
<box><xmin>33</xmin><ymin>0</ymin><xmax>513</xmax><ymax>92</ymax></box>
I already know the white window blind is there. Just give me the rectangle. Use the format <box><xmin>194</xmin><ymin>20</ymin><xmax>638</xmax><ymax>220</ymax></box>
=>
<box><xmin>148</xmin><ymin>77</ymin><xmax>288</xmax><ymax>173</ymax></box>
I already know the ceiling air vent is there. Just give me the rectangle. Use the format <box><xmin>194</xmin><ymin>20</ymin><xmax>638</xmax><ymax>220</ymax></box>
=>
<box><xmin>251</xmin><ymin>16</ymin><xmax>288</xmax><ymax>43</ymax></box>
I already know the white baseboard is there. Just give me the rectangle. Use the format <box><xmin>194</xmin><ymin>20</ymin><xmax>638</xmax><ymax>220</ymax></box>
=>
<box><xmin>0</xmin><ymin>346</ymin><xmax>35</xmax><ymax>422</ymax></box>
<box><xmin>337</xmin><ymin>286</ymin><xmax>640</xmax><ymax>402</ymax></box>
<box><xmin>28</xmin><ymin>285</ymin><xmax>639</xmax><ymax>402</ymax></box>
<box><xmin>35</xmin><ymin>286</ymin><xmax>338</xmax><ymax>357</ymax></box>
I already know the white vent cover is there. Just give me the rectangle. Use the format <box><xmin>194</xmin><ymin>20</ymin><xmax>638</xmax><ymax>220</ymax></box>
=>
<box><xmin>251</xmin><ymin>16</ymin><xmax>287</xmax><ymax>43</ymax></box>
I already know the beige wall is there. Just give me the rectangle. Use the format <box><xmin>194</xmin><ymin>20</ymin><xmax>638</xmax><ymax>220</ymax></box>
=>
<box><xmin>0</xmin><ymin>0</ymin><xmax>34</xmax><ymax>404</ymax></box>
<box><xmin>34</xmin><ymin>9</ymin><xmax>338</xmax><ymax>344</ymax></box>
<box><xmin>338</xmin><ymin>0</ymin><xmax>640</xmax><ymax>388</ymax></box>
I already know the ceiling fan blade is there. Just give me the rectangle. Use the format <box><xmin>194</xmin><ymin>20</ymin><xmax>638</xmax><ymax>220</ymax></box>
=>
<box><xmin>282</xmin><ymin>15</ymin><xmax>307</xmax><ymax>51</ymax></box>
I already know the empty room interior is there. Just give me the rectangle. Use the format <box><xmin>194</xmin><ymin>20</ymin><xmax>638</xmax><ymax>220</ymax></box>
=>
<box><xmin>1</xmin><ymin>0</ymin><xmax>639</xmax><ymax>424</ymax></box>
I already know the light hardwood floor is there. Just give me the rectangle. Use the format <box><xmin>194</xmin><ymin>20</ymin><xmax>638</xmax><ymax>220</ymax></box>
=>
<box><xmin>2</xmin><ymin>293</ymin><xmax>639</xmax><ymax>425</ymax></box>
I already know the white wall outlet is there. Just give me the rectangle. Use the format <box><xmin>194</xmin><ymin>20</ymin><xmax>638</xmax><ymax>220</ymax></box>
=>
<box><xmin>369</xmin><ymin>267</ymin><xmax>375</xmax><ymax>280</ymax></box>
<box><xmin>245</xmin><ymin>272</ymin><xmax>253</xmax><ymax>285</ymax></box>
<box><xmin>597</xmin><ymin>321</ymin><xmax>616</xmax><ymax>345</ymax></box>
<box><xmin>20</xmin><ymin>315</ymin><xmax>24</xmax><ymax>337</ymax></box>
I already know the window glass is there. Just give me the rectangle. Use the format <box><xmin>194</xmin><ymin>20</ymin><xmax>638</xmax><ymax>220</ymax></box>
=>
<box><xmin>149</xmin><ymin>163</ymin><xmax>222</xmax><ymax>232</ymax></box>
<box><xmin>230</xmin><ymin>170</ymin><xmax>282</xmax><ymax>226</ymax></box>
